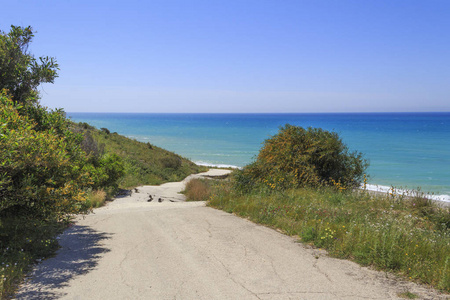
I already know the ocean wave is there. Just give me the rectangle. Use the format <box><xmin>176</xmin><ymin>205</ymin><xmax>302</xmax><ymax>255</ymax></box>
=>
<box><xmin>363</xmin><ymin>184</ymin><xmax>450</xmax><ymax>203</ymax></box>
<box><xmin>194</xmin><ymin>161</ymin><xmax>242</xmax><ymax>169</ymax></box>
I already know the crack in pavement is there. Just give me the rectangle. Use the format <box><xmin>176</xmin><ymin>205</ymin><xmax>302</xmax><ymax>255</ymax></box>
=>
<box><xmin>312</xmin><ymin>255</ymin><xmax>333</xmax><ymax>283</ymax></box>
<box><xmin>211</xmin><ymin>253</ymin><xmax>262</xmax><ymax>299</ymax></box>
<box><xmin>204</xmin><ymin>219</ymin><xmax>213</xmax><ymax>238</ymax></box>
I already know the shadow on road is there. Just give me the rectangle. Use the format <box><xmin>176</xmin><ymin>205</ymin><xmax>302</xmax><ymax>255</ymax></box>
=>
<box><xmin>15</xmin><ymin>225</ymin><xmax>112</xmax><ymax>300</ymax></box>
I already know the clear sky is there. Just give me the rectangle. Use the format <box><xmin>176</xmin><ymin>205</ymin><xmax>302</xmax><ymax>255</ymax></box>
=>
<box><xmin>2</xmin><ymin>0</ymin><xmax>449</xmax><ymax>113</ymax></box>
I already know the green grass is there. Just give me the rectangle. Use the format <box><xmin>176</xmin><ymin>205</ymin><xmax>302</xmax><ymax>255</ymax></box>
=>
<box><xmin>398</xmin><ymin>291</ymin><xmax>419</xmax><ymax>299</ymax></box>
<box><xmin>83</xmin><ymin>124</ymin><xmax>206</xmax><ymax>188</ymax></box>
<box><xmin>195</xmin><ymin>179</ymin><xmax>450</xmax><ymax>292</ymax></box>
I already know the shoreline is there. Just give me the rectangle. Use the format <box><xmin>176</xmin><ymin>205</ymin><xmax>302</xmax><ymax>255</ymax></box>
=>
<box><xmin>194</xmin><ymin>161</ymin><xmax>242</xmax><ymax>170</ymax></box>
<box><xmin>364</xmin><ymin>184</ymin><xmax>450</xmax><ymax>207</ymax></box>
<box><xmin>194</xmin><ymin>161</ymin><xmax>450</xmax><ymax>206</ymax></box>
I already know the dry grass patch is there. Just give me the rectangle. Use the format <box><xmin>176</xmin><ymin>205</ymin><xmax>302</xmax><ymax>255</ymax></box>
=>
<box><xmin>184</xmin><ymin>179</ymin><xmax>212</xmax><ymax>201</ymax></box>
<box><xmin>86</xmin><ymin>189</ymin><xmax>107</xmax><ymax>208</ymax></box>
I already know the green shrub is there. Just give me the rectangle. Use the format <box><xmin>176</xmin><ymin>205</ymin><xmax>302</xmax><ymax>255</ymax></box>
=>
<box><xmin>0</xmin><ymin>216</ymin><xmax>66</xmax><ymax>298</ymax></box>
<box><xmin>100</xmin><ymin>127</ymin><xmax>110</xmax><ymax>134</ymax></box>
<box><xmin>160</xmin><ymin>155</ymin><xmax>182</xmax><ymax>169</ymax></box>
<box><xmin>80</xmin><ymin>131</ymin><xmax>102</xmax><ymax>157</ymax></box>
<box><xmin>0</xmin><ymin>93</ymin><xmax>91</xmax><ymax>221</ymax></box>
<box><xmin>235</xmin><ymin>125</ymin><xmax>368</xmax><ymax>191</ymax></box>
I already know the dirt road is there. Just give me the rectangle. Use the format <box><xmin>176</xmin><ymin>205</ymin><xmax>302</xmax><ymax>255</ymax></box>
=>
<box><xmin>16</xmin><ymin>170</ymin><xmax>445</xmax><ymax>299</ymax></box>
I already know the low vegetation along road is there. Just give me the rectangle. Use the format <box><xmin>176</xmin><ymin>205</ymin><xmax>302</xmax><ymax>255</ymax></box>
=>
<box><xmin>17</xmin><ymin>170</ymin><xmax>444</xmax><ymax>299</ymax></box>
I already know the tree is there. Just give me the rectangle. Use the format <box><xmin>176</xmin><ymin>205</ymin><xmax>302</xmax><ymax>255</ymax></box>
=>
<box><xmin>234</xmin><ymin>125</ymin><xmax>368</xmax><ymax>191</ymax></box>
<box><xmin>0</xmin><ymin>25</ymin><xmax>59</xmax><ymax>105</ymax></box>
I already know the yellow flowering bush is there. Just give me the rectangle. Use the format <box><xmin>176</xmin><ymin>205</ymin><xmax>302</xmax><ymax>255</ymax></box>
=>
<box><xmin>234</xmin><ymin>125</ymin><xmax>368</xmax><ymax>192</ymax></box>
<box><xmin>0</xmin><ymin>92</ymin><xmax>91</xmax><ymax>220</ymax></box>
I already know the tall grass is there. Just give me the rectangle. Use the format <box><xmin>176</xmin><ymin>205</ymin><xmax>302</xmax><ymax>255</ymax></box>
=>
<box><xmin>201</xmin><ymin>181</ymin><xmax>450</xmax><ymax>292</ymax></box>
<box><xmin>85</xmin><ymin>189</ymin><xmax>107</xmax><ymax>208</ymax></box>
<box><xmin>184</xmin><ymin>179</ymin><xmax>212</xmax><ymax>201</ymax></box>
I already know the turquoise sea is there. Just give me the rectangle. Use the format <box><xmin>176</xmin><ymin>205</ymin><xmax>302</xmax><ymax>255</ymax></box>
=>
<box><xmin>68</xmin><ymin>113</ymin><xmax>450</xmax><ymax>200</ymax></box>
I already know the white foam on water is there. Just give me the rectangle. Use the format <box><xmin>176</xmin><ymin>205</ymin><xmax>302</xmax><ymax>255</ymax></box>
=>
<box><xmin>363</xmin><ymin>184</ymin><xmax>450</xmax><ymax>204</ymax></box>
<box><xmin>194</xmin><ymin>161</ymin><xmax>242</xmax><ymax>169</ymax></box>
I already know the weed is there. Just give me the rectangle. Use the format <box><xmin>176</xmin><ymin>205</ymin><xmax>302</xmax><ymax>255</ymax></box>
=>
<box><xmin>184</xmin><ymin>179</ymin><xmax>212</xmax><ymax>201</ymax></box>
<box><xmin>85</xmin><ymin>189</ymin><xmax>107</xmax><ymax>208</ymax></box>
<box><xmin>398</xmin><ymin>291</ymin><xmax>419</xmax><ymax>299</ymax></box>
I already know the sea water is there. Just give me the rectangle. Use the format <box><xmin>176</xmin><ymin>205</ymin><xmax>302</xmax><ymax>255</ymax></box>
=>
<box><xmin>67</xmin><ymin>113</ymin><xmax>450</xmax><ymax>201</ymax></box>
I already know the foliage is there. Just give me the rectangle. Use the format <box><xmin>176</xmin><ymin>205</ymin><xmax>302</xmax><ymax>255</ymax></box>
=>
<box><xmin>0</xmin><ymin>93</ymin><xmax>90</xmax><ymax>221</ymax></box>
<box><xmin>83</xmin><ymin>153</ymin><xmax>125</xmax><ymax>191</ymax></box>
<box><xmin>235</xmin><ymin>125</ymin><xmax>368</xmax><ymax>191</ymax></box>
<box><xmin>0</xmin><ymin>25</ymin><xmax>58</xmax><ymax>105</ymax></box>
<box><xmin>207</xmin><ymin>179</ymin><xmax>450</xmax><ymax>292</ymax></box>
<box><xmin>74</xmin><ymin>123</ymin><xmax>206</xmax><ymax>188</ymax></box>
<box><xmin>160</xmin><ymin>155</ymin><xmax>182</xmax><ymax>170</ymax></box>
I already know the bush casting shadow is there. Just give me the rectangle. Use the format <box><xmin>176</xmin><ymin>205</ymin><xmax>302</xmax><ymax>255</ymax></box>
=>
<box><xmin>15</xmin><ymin>225</ymin><xmax>112</xmax><ymax>300</ymax></box>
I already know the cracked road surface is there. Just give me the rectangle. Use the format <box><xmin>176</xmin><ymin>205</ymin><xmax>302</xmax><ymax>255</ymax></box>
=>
<box><xmin>16</xmin><ymin>170</ymin><xmax>445</xmax><ymax>299</ymax></box>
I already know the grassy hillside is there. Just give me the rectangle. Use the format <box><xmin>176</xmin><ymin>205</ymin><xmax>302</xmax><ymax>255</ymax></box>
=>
<box><xmin>75</xmin><ymin>122</ymin><xmax>206</xmax><ymax>189</ymax></box>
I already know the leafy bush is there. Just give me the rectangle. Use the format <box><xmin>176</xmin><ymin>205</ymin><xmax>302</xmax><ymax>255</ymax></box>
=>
<box><xmin>0</xmin><ymin>92</ymin><xmax>91</xmax><ymax>221</ymax></box>
<box><xmin>100</xmin><ymin>127</ymin><xmax>110</xmax><ymax>134</ymax></box>
<box><xmin>86</xmin><ymin>153</ymin><xmax>125</xmax><ymax>190</ymax></box>
<box><xmin>80</xmin><ymin>131</ymin><xmax>102</xmax><ymax>157</ymax></box>
<box><xmin>0</xmin><ymin>215</ymin><xmax>65</xmax><ymax>298</ymax></box>
<box><xmin>235</xmin><ymin>125</ymin><xmax>368</xmax><ymax>191</ymax></box>
<box><xmin>160</xmin><ymin>155</ymin><xmax>182</xmax><ymax>169</ymax></box>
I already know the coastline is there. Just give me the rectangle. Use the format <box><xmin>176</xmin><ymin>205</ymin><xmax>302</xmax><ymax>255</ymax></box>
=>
<box><xmin>194</xmin><ymin>161</ymin><xmax>242</xmax><ymax>170</ymax></box>
<box><xmin>68</xmin><ymin>112</ymin><xmax>450</xmax><ymax>201</ymax></box>
<box><xmin>195</xmin><ymin>161</ymin><xmax>450</xmax><ymax>206</ymax></box>
<box><xmin>364</xmin><ymin>184</ymin><xmax>450</xmax><ymax>206</ymax></box>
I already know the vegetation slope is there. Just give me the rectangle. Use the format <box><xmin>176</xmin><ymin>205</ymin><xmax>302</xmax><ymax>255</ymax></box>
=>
<box><xmin>75</xmin><ymin>122</ymin><xmax>205</xmax><ymax>190</ymax></box>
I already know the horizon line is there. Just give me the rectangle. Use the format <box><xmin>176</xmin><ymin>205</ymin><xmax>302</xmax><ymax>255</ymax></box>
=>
<box><xmin>66</xmin><ymin>111</ymin><xmax>450</xmax><ymax>114</ymax></box>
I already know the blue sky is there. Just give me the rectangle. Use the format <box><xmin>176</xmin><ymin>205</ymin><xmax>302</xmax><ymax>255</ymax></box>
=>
<box><xmin>2</xmin><ymin>0</ymin><xmax>449</xmax><ymax>112</ymax></box>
